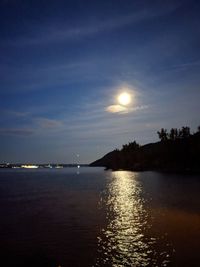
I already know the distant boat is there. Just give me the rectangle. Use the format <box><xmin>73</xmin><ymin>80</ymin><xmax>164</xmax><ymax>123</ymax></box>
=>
<box><xmin>77</xmin><ymin>165</ymin><xmax>80</xmax><ymax>169</ymax></box>
<box><xmin>45</xmin><ymin>164</ymin><xmax>52</xmax><ymax>168</ymax></box>
<box><xmin>55</xmin><ymin>165</ymin><xmax>63</xmax><ymax>169</ymax></box>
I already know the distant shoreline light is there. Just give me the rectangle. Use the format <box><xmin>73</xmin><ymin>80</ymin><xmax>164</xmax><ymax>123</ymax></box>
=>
<box><xmin>21</xmin><ymin>165</ymin><xmax>39</xmax><ymax>169</ymax></box>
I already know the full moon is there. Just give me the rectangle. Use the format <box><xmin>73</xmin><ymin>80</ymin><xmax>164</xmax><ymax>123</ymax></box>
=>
<box><xmin>118</xmin><ymin>92</ymin><xmax>131</xmax><ymax>106</ymax></box>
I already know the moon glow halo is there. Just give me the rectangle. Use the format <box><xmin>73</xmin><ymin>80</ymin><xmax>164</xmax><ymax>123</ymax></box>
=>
<box><xmin>118</xmin><ymin>92</ymin><xmax>131</xmax><ymax>106</ymax></box>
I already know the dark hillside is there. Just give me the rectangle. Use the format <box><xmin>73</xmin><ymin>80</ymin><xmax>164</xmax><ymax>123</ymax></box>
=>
<box><xmin>90</xmin><ymin>129</ymin><xmax>200</xmax><ymax>172</ymax></box>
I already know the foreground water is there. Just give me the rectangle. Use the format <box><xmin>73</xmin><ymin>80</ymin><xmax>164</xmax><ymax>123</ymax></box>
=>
<box><xmin>0</xmin><ymin>168</ymin><xmax>199</xmax><ymax>267</ymax></box>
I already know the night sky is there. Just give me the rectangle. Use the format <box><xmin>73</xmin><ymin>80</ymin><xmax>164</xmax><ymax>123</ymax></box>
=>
<box><xmin>1</xmin><ymin>0</ymin><xmax>200</xmax><ymax>164</ymax></box>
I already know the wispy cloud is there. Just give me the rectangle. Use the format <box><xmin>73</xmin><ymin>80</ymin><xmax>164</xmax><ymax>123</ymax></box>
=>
<box><xmin>106</xmin><ymin>105</ymin><xmax>128</xmax><ymax>114</ymax></box>
<box><xmin>35</xmin><ymin>118</ymin><xmax>63</xmax><ymax>129</ymax></box>
<box><xmin>59</xmin><ymin>99</ymin><xmax>150</xmax><ymax>141</ymax></box>
<box><xmin>2</xmin><ymin>2</ymin><xmax>182</xmax><ymax>46</ymax></box>
<box><xmin>0</xmin><ymin>60</ymin><xmax>106</xmax><ymax>93</ymax></box>
<box><xmin>106</xmin><ymin>104</ymin><xmax>148</xmax><ymax>114</ymax></box>
<box><xmin>132</xmin><ymin>105</ymin><xmax>149</xmax><ymax>111</ymax></box>
<box><xmin>0</xmin><ymin>108</ymin><xmax>64</xmax><ymax>133</ymax></box>
<box><xmin>0</xmin><ymin>128</ymin><xmax>34</xmax><ymax>136</ymax></box>
<box><xmin>0</xmin><ymin>109</ymin><xmax>30</xmax><ymax>118</ymax></box>
<box><xmin>165</xmin><ymin>60</ymin><xmax>200</xmax><ymax>73</ymax></box>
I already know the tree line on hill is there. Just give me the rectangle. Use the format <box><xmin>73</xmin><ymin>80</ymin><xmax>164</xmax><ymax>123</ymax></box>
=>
<box><xmin>157</xmin><ymin>126</ymin><xmax>199</xmax><ymax>141</ymax></box>
<box><xmin>90</xmin><ymin>125</ymin><xmax>200</xmax><ymax>172</ymax></box>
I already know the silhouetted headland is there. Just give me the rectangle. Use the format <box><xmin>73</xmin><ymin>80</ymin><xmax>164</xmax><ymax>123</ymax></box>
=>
<box><xmin>90</xmin><ymin>126</ymin><xmax>200</xmax><ymax>173</ymax></box>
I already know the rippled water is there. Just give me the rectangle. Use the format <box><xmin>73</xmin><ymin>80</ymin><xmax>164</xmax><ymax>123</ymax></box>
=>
<box><xmin>96</xmin><ymin>171</ymin><xmax>173</xmax><ymax>267</ymax></box>
<box><xmin>0</xmin><ymin>168</ymin><xmax>199</xmax><ymax>266</ymax></box>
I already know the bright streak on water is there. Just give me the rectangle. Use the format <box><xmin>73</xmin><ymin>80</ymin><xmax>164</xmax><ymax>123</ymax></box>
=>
<box><xmin>95</xmin><ymin>171</ymin><xmax>171</xmax><ymax>267</ymax></box>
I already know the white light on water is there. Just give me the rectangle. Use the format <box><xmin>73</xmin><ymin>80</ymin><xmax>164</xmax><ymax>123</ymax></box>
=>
<box><xmin>96</xmin><ymin>172</ymin><xmax>150</xmax><ymax>266</ymax></box>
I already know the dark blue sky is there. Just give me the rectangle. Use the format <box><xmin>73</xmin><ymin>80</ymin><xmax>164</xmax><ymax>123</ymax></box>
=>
<box><xmin>1</xmin><ymin>0</ymin><xmax>200</xmax><ymax>163</ymax></box>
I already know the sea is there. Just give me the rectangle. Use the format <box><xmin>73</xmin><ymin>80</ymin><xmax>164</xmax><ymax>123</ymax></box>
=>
<box><xmin>0</xmin><ymin>167</ymin><xmax>199</xmax><ymax>267</ymax></box>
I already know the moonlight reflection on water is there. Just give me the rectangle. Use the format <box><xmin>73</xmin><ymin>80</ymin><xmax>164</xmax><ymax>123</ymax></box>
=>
<box><xmin>96</xmin><ymin>171</ymin><xmax>171</xmax><ymax>267</ymax></box>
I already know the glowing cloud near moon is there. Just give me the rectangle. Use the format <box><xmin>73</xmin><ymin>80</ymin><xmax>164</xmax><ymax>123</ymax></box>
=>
<box><xmin>106</xmin><ymin>88</ymin><xmax>139</xmax><ymax>114</ymax></box>
<box><xmin>106</xmin><ymin>104</ymin><xmax>128</xmax><ymax>113</ymax></box>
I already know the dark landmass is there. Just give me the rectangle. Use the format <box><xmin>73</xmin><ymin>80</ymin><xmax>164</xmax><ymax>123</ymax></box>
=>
<box><xmin>90</xmin><ymin>127</ymin><xmax>200</xmax><ymax>173</ymax></box>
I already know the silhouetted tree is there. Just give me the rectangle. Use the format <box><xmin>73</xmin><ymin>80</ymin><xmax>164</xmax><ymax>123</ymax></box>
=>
<box><xmin>178</xmin><ymin>126</ymin><xmax>190</xmax><ymax>138</ymax></box>
<box><xmin>157</xmin><ymin>128</ymin><xmax>168</xmax><ymax>141</ymax></box>
<box><xmin>122</xmin><ymin>144</ymin><xmax>128</xmax><ymax>150</ymax></box>
<box><xmin>169</xmin><ymin>128</ymin><xmax>175</xmax><ymax>140</ymax></box>
<box><xmin>169</xmin><ymin>128</ymin><xmax>179</xmax><ymax>140</ymax></box>
<box><xmin>128</xmin><ymin>141</ymin><xmax>140</xmax><ymax>150</ymax></box>
<box><xmin>174</xmin><ymin>128</ymin><xmax>178</xmax><ymax>139</ymax></box>
<box><xmin>122</xmin><ymin>141</ymin><xmax>139</xmax><ymax>151</ymax></box>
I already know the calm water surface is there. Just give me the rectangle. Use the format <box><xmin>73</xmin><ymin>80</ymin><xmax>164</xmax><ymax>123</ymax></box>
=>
<box><xmin>0</xmin><ymin>167</ymin><xmax>199</xmax><ymax>266</ymax></box>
